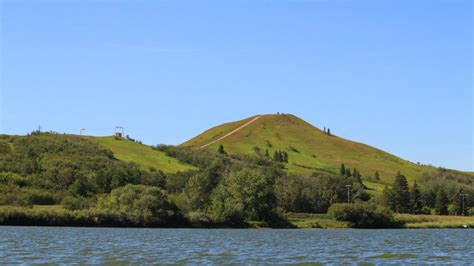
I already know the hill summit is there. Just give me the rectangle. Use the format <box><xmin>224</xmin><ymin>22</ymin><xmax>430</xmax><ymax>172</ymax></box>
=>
<box><xmin>182</xmin><ymin>114</ymin><xmax>433</xmax><ymax>183</ymax></box>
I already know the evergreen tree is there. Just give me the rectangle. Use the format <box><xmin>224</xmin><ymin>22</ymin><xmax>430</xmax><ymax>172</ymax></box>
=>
<box><xmin>392</xmin><ymin>172</ymin><xmax>411</xmax><ymax>213</ymax></box>
<box><xmin>382</xmin><ymin>186</ymin><xmax>396</xmax><ymax>211</ymax></box>
<box><xmin>353</xmin><ymin>168</ymin><xmax>359</xmax><ymax>178</ymax></box>
<box><xmin>353</xmin><ymin>168</ymin><xmax>362</xmax><ymax>185</ymax></box>
<box><xmin>435</xmin><ymin>188</ymin><xmax>448</xmax><ymax>215</ymax></box>
<box><xmin>411</xmin><ymin>181</ymin><xmax>423</xmax><ymax>214</ymax></box>
<box><xmin>273</xmin><ymin>151</ymin><xmax>284</xmax><ymax>162</ymax></box>
<box><xmin>451</xmin><ymin>189</ymin><xmax>468</xmax><ymax>216</ymax></box>
<box><xmin>327</xmin><ymin>128</ymin><xmax>331</xmax><ymax>136</ymax></box>
<box><xmin>345</xmin><ymin>168</ymin><xmax>352</xmax><ymax>177</ymax></box>
<box><xmin>340</xmin><ymin>163</ymin><xmax>346</xmax><ymax>176</ymax></box>
<box><xmin>456</xmin><ymin>189</ymin><xmax>466</xmax><ymax>216</ymax></box>
<box><xmin>265</xmin><ymin>149</ymin><xmax>270</xmax><ymax>157</ymax></box>
<box><xmin>218</xmin><ymin>144</ymin><xmax>226</xmax><ymax>154</ymax></box>
<box><xmin>374</xmin><ymin>171</ymin><xmax>380</xmax><ymax>181</ymax></box>
<box><xmin>423</xmin><ymin>190</ymin><xmax>436</xmax><ymax>208</ymax></box>
<box><xmin>282</xmin><ymin>151</ymin><xmax>289</xmax><ymax>163</ymax></box>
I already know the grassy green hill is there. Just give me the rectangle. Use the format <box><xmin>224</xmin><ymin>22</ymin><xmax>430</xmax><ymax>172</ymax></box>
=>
<box><xmin>89</xmin><ymin>136</ymin><xmax>194</xmax><ymax>173</ymax></box>
<box><xmin>182</xmin><ymin>114</ymin><xmax>436</xmax><ymax>184</ymax></box>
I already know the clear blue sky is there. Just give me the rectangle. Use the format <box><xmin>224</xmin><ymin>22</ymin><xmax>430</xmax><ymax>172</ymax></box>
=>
<box><xmin>0</xmin><ymin>0</ymin><xmax>472</xmax><ymax>171</ymax></box>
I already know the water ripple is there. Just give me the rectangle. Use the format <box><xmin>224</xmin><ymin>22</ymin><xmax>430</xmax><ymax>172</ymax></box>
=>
<box><xmin>0</xmin><ymin>227</ymin><xmax>473</xmax><ymax>264</ymax></box>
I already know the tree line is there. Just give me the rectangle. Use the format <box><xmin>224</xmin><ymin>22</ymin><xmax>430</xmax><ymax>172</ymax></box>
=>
<box><xmin>383</xmin><ymin>172</ymin><xmax>472</xmax><ymax>215</ymax></box>
<box><xmin>0</xmin><ymin>132</ymin><xmax>473</xmax><ymax>229</ymax></box>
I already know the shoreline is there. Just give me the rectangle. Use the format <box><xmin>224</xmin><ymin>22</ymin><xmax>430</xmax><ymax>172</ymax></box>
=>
<box><xmin>1</xmin><ymin>207</ymin><xmax>473</xmax><ymax>229</ymax></box>
<box><xmin>0</xmin><ymin>225</ymin><xmax>472</xmax><ymax>229</ymax></box>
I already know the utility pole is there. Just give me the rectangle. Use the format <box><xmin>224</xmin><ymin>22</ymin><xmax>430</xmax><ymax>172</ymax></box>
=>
<box><xmin>460</xmin><ymin>193</ymin><xmax>466</xmax><ymax>216</ymax></box>
<box><xmin>345</xmin><ymin>185</ymin><xmax>352</xmax><ymax>203</ymax></box>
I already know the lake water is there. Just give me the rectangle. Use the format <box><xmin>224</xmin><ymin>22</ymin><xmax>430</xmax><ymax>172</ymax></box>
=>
<box><xmin>1</xmin><ymin>227</ymin><xmax>473</xmax><ymax>264</ymax></box>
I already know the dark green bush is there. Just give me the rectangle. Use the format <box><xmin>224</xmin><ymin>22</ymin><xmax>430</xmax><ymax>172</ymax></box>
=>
<box><xmin>0</xmin><ymin>173</ymin><xmax>31</xmax><ymax>187</ymax></box>
<box><xmin>468</xmin><ymin>207</ymin><xmax>474</xmax><ymax>216</ymax></box>
<box><xmin>0</xmin><ymin>206</ymin><xmax>187</xmax><ymax>227</ymax></box>
<box><xmin>0</xmin><ymin>133</ymin><xmax>166</xmax><ymax>196</ymax></box>
<box><xmin>0</xmin><ymin>185</ymin><xmax>58</xmax><ymax>206</ymax></box>
<box><xmin>61</xmin><ymin>196</ymin><xmax>94</xmax><ymax>210</ymax></box>
<box><xmin>0</xmin><ymin>206</ymin><xmax>131</xmax><ymax>227</ymax></box>
<box><xmin>97</xmin><ymin>184</ymin><xmax>183</xmax><ymax>226</ymax></box>
<box><xmin>186</xmin><ymin>211</ymin><xmax>214</xmax><ymax>227</ymax></box>
<box><xmin>328</xmin><ymin>203</ymin><xmax>404</xmax><ymax>228</ymax></box>
<box><xmin>210</xmin><ymin>168</ymin><xmax>276</xmax><ymax>223</ymax></box>
<box><xmin>24</xmin><ymin>188</ymin><xmax>58</xmax><ymax>205</ymax></box>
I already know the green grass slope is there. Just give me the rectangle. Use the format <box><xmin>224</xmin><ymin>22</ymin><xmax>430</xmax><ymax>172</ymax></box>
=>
<box><xmin>91</xmin><ymin>137</ymin><xmax>194</xmax><ymax>173</ymax></box>
<box><xmin>182</xmin><ymin>115</ymin><xmax>259</xmax><ymax>148</ymax></box>
<box><xmin>182</xmin><ymin>114</ymin><xmax>435</xmax><ymax>184</ymax></box>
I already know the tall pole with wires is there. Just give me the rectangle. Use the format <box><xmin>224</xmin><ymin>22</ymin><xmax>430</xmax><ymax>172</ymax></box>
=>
<box><xmin>345</xmin><ymin>185</ymin><xmax>352</xmax><ymax>203</ymax></box>
<box><xmin>460</xmin><ymin>193</ymin><xmax>466</xmax><ymax>216</ymax></box>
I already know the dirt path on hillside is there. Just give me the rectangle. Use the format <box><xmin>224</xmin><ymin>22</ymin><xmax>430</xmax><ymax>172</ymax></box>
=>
<box><xmin>199</xmin><ymin>115</ymin><xmax>262</xmax><ymax>149</ymax></box>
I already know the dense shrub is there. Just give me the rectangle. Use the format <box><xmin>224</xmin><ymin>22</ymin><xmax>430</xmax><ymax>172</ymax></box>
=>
<box><xmin>0</xmin><ymin>206</ymin><xmax>169</xmax><ymax>227</ymax></box>
<box><xmin>157</xmin><ymin>145</ymin><xmax>226</xmax><ymax>169</ymax></box>
<box><xmin>186</xmin><ymin>211</ymin><xmax>214</xmax><ymax>227</ymax></box>
<box><xmin>184</xmin><ymin>171</ymin><xmax>219</xmax><ymax>211</ymax></box>
<box><xmin>328</xmin><ymin>203</ymin><xmax>403</xmax><ymax>228</ymax></box>
<box><xmin>210</xmin><ymin>168</ymin><xmax>276</xmax><ymax>223</ymax></box>
<box><xmin>0</xmin><ymin>204</ymin><xmax>190</xmax><ymax>227</ymax></box>
<box><xmin>166</xmin><ymin>170</ymin><xmax>196</xmax><ymax>193</ymax></box>
<box><xmin>0</xmin><ymin>173</ymin><xmax>31</xmax><ymax>187</ymax></box>
<box><xmin>0</xmin><ymin>185</ymin><xmax>59</xmax><ymax>206</ymax></box>
<box><xmin>97</xmin><ymin>184</ymin><xmax>183</xmax><ymax>226</ymax></box>
<box><xmin>468</xmin><ymin>207</ymin><xmax>474</xmax><ymax>216</ymax></box>
<box><xmin>0</xmin><ymin>133</ymin><xmax>169</xmax><ymax>198</ymax></box>
<box><xmin>24</xmin><ymin>188</ymin><xmax>58</xmax><ymax>205</ymax></box>
<box><xmin>61</xmin><ymin>196</ymin><xmax>94</xmax><ymax>210</ymax></box>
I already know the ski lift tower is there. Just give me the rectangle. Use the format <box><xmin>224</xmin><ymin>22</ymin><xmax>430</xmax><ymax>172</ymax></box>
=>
<box><xmin>114</xmin><ymin>126</ymin><xmax>124</xmax><ymax>138</ymax></box>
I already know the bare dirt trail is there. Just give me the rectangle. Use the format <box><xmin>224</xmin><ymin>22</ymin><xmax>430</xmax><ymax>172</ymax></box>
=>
<box><xmin>199</xmin><ymin>115</ymin><xmax>262</xmax><ymax>149</ymax></box>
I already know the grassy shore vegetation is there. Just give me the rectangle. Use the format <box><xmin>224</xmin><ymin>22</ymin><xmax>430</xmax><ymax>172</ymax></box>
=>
<box><xmin>0</xmin><ymin>130</ymin><xmax>473</xmax><ymax>228</ymax></box>
<box><xmin>396</xmin><ymin>214</ymin><xmax>474</xmax><ymax>229</ymax></box>
<box><xmin>286</xmin><ymin>213</ymin><xmax>350</xmax><ymax>228</ymax></box>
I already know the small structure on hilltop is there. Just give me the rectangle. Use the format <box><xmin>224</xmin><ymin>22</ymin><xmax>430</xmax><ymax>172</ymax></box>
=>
<box><xmin>114</xmin><ymin>126</ymin><xmax>124</xmax><ymax>138</ymax></box>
